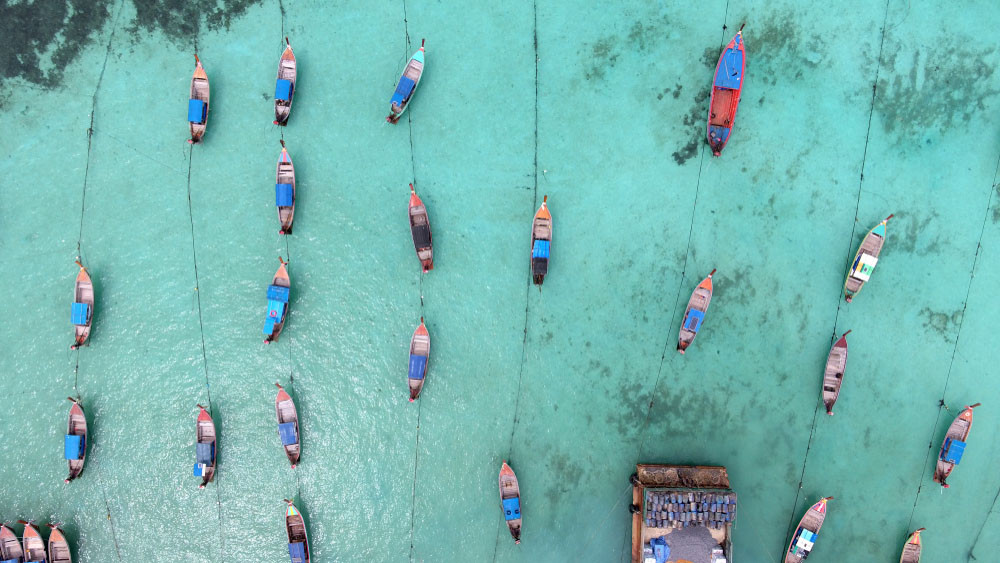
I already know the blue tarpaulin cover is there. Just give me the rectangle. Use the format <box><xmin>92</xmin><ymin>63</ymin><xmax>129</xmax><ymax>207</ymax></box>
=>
<box><xmin>278</xmin><ymin>422</ymin><xmax>298</xmax><ymax>446</ymax></box>
<box><xmin>276</xmin><ymin>183</ymin><xmax>294</xmax><ymax>207</ymax></box>
<box><xmin>24</xmin><ymin>560</ymin><xmax>45</xmax><ymax>563</ymax></box>
<box><xmin>193</xmin><ymin>462</ymin><xmax>204</xmax><ymax>476</ymax></box>
<box><xmin>684</xmin><ymin>309</ymin><xmax>705</xmax><ymax>332</ymax></box>
<box><xmin>942</xmin><ymin>438</ymin><xmax>966</xmax><ymax>463</ymax></box>
<box><xmin>651</xmin><ymin>537</ymin><xmax>670</xmax><ymax>563</ymax></box>
<box><xmin>268</xmin><ymin>285</ymin><xmax>290</xmax><ymax>303</ymax></box>
<box><xmin>263</xmin><ymin>300</ymin><xmax>286</xmax><ymax>336</ymax></box>
<box><xmin>502</xmin><ymin>497</ymin><xmax>520</xmax><ymax>520</ymax></box>
<box><xmin>71</xmin><ymin>302</ymin><xmax>90</xmax><ymax>325</ymax></box>
<box><xmin>188</xmin><ymin>99</ymin><xmax>207</xmax><ymax>123</ymax></box>
<box><xmin>288</xmin><ymin>542</ymin><xmax>306</xmax><ymax>563</ymax></box>
<box><xmin>275</xmin><ymin>79</ymin><xmax>293</xmax><ymax>101</ymax></box>
<box><xmin>714</xmin><ymin>49</ymin><xmax>744</xmax><ymax>89</ymax></box>
<box><xmin>196</xmin><ymin>442</ymin><xmax>214</xmax><ymax>464</ymax></box>
<box><xmin>64</xmin><ymin>434</ymin><xmax>85</xmax><ymax>460</ymax></box>
<box><xmin>408</xmin><ymin>354</ymin><xmax>427</xmax><ymax>380</ymax></box>
<box><xmin>2</xmin><ymin>559</ymin><xmax>23</xmax><ymax>563</ymax></box>
<box><xmin>391</xmin><ymin>76</ymin><xmax>416</xmax><ymax>105</ymax></box>
<box><xmin>532</xmin><ymin>240</ymin><xmax>550</xmax><ymax>259</ymax></box>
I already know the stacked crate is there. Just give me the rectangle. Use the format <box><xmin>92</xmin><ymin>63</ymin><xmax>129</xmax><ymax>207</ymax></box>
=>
<box><xmin>643</xmin><ymin>489</ymin><xmax>737</xmax><ymax>530</ymax></box>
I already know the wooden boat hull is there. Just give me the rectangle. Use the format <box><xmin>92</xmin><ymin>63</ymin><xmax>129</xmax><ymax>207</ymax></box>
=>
<box><xmin>48</xmin><ymin>525</ymin><xmax>72</xmax><ymax>563</ymax></box>
<box><xmin>188</xmin><ymin>56</ymin><xmax>210</xmax><ymax>143</ymax></box>
<box><xmin>785</xmin><ymin>497</ymin><xmax>832</xmax><ymax>563</ymax></box>
<box><xmin>274</xmin><ymin>41</ymin><xmax>297</xmax><ymax>125</ymax></box>
<box><xmin>66</xmin><ymin>398</ymin><xmax>88</xmax><ymax>483</ymax></box>
<box><xmin>707</xmin><ymin>29</ymin><xmax>745</xmax><ymax>156</ymax></box>
<box><xmin>530</xmin><ymin>196</ymin><xmax>551</xmax><ymax>285</ymax></box>
<box><xmin>388</xmin><ymin>42</ymin><xmax>425</xmax><ymax>123</ymax></box>
<box><xmin>821</xmin><ymin>331</ymin><xmax>850</xmax><ymax>415</ymax></box>
<box><xmin>22</xmin><ymin>522</ymin><xmax>46</xmax><ymax>563</ymax></box>
<box><xmin>844</xmin><ymin>215</ymin><xmax>892</xmax><ymax>302</ymax></box>
<box><xmin>933</xmin><ymin>403</ymin><xmax>979</xmax><ymax>487</ymax></box>
<box><xmin>677</xmin><ymin>269</ymin><xmax>716</xmax><ymax>354</ymax></box>
<box><xmin>408</xmin><ymin>319</ymin><xmax>430</xmax><ymax>401</ymax></box>
<box><xmin>409</xmin><ymin>185</ymin><xmax>434</xmax><ymax>272</ymax></box>
<box><xmin>275</xmin><ymin>383</ymin><xmax>301</xmax><ymax>468</ymax></box>
<box><xmin>499</xmin><ymin>461</ymin><xmax>522</xmax><ymax>544</ymax></box>
<box><xmin>276</xmin><ymin>146</ymin><xmax>296</xmax><ymax>234</ymax></box>
<box><xmin>899</xmin><ymin>528</ymin><xmax>924</xmax><ymax>563</ymax></box>
<box><xmin>0</xmin><ymin>524</ymin><xmax>24</xmax><ymax>562</ymax></box>
<box><xmin>285</xmin><ymin>500</ymin><xmax>310</xmax><ymax>563</ymax></box>
<box><xmin>195</xmin><ymin>405</ymin><xmax>217</xmax><ymax>488</ymax></box>
<box><xmin>265</xmin><ymin>260</ymin><xmax>291</xmax><ymax>343</ymax></box>
<box><xmin>72</xmin><ymin>263</ymin><xmax>94</xmax><ymax>349</ymax></box>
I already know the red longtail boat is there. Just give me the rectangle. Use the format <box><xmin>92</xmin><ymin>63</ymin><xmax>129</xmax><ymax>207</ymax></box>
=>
<box><xmin>707</xmin><ymin>25</ymin><xmax>746</xmax><ymax>156</ymax></box>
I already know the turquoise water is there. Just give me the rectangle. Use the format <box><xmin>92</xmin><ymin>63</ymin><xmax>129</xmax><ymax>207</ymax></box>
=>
<box><xmin>2</xmin><ymin>1</ymin><xmax>1000</xmax><ymax>561</ymax></box>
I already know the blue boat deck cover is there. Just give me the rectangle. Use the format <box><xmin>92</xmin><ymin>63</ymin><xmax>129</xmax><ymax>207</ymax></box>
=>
<box><xmin>196</xmin><ymin>442</ymin><xmax>215</xmax><ymax>465</ymax></box>
<box><xmin>502</xmin><ymin>497</ymin><xmax>521</xmax><ymax>520</ymax></box>
<box><xmin>408</xmin><ymin>354</ymin><xmax>427</xmax><ymax>380</ymax></box>
<box><xmin>264</xmin><ymin>300</ymin><xmax>286</xmax><ymax>335</ymax></box>
<box><xmin>278</xmin><ymin>421</ymin><xmax>298</xmax><ymax>446</ymax></box>
<box><xmin>714</xmin><ymin>48</ymin><xmax>744</xmax><ymax>89</ymax></box>
<box><xmin>942</xmin><ymin>438</ymin><xmax>966</xmax><ymax>463</ymax></box>
<box><xmin>2</xmin><ymin>559</ymin><xmax>23</xmax><ymax>563</ymax></box>
<box><xmin>288</xmin><ymin>541</ymin><xmax>307</xmax><ymax>563</ymax></box>
<box><xmin>275</xmin><ymin>183</ymin><xmax>294</xmax><ymax>207</ymax></box>
<box><xmin>708</xmin><ymin>125</ymin><xmax>731</xmax><ymax>146</ymax></box>
<box><xmin>391</xmin><ymin>76</ymin><xmax>416</xmax><ymax>106</ymax></box>
<box><xmin>268</xmin><ymin>284</ymin><xmax>290</xmax><ymax>303</ymax></box>
<box><xmin>71</xmin><ymin>302</ymin><xmax>90</xmax><ymax>325</ymax></box>
<box><xmin>64</xmin><ymin>434</ymin><xmax>85</xmax><ymax>460</ymax></box>
<box><xmin>188</xmin><ymin>99</ymin><xmax>207</xmax><ymax>123</ymax></box>
<box><xmin>532</xmin><ymin>239</ymin><xmax>550</xmax><ymax>259</ymax></box>
<box><xmin>684</xmin><ymin>309</ymin><xmax>705</xmax><ymax>332</ymax></box>
<box><xmin>275</xmin><ymin>79</ymin><xmax>293</xmax><ymax>101</ymax></box>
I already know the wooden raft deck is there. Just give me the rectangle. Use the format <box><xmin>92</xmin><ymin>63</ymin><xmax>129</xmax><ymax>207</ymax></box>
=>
<box><xmin>631</xmin><ymin>464</ymin><xmax>734</xmax><ymax>563</ymax></box>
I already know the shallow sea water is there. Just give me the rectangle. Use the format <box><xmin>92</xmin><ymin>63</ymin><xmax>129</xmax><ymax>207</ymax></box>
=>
<box><xmin>1</xmin><ymin>1</ymin><xmax>1000</xmax><ymax>562</ymax></box>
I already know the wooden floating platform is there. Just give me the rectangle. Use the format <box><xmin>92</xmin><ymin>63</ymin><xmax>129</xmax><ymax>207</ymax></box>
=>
<box><xmin>631</xmin><ymin>464</ymin><xmax>736</xmax><ymax>563</ymax></box>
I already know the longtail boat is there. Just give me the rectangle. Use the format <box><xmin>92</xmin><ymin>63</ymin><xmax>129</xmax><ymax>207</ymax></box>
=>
<box><xmin>64</xmin><ymin>397</ymin><xmax>88</xmax><ymax>483</ymax></box>
<box><xmin>188</xmin><ymin>54</ymin><xmax>210</xmax><ymax>144</ymax></box>
<box><xmin>933</xmin><ymin>403</ymin><xmax>980</xmax><ymax>487</ymax></box>
<box><xmin>274</xmin><ymin>383</ymin><xmax>300</xmax><ymax>468</ymax></box>
<box><xmin>677</xmin><ymin>269</ymin><xmax>716</xmax><ymax>354</ymax></box>
<box><xmin>499</xmin><ymin>461</ymin><xmax>522</xmax><ymax>544</ymax></box>
<box><xmin>274</xmin><ymin>37</ymin><xmax>297</xmax><ymax>125</ymax></box>
<box><xmin>0</xmin><ymin>522</ymin><xmax>24</xmax><ymax>562</ymax></box>
<box><xmin>387</xmin><ymin>39</ymin><xmax>425</xmax><ymax>123</ymax></box>
<box><xmin>70</xmin><ymin>260</ymin><xmax>94</xmax><ymax>350</ymax></box>
<box><xmin>284</xmin><ymin>499</ymin><xmax>310</xmax><ymax>563</ymax></box>
<box><xmin>844</xmin><ymin>214</ymin><xmax>893</xmax><ymax>302</ymax></box>
<box><xmin>408</xmin><ymin>184</ymin><xmax>433</xmax><ymax>272</ymax></box>
<box><xmin>275</xmin><ymin>140</ymin><xmax>296</xmax><ymax>235</ymax></box>
<box><xmin>821</xmin><ymin>330</ymin><xmax>851</xmax><ymax>415</ymax></box>
<box><xmin>408</xmin><ymin>318</ymin><xmax>430</xmax><ymax>402</ymax></box>
<box><xmin>18</xmin><ymin>521</ymin><xmax>45</xmax><ymax>563</ymax></box>
<box><xmin>785</xmin><ymin>497</ymin><xmax>833</xmax><ymax>563</ymax></box>
<box><xmin>263</xmin><ymin>257</ymin><xmax>291</xmax><ymax>343</ymax></box>
<box><xmin>899</xmin><ymin>528</ymin><xmax>924</xmax><ymax>563</ymax></box>
<box><xmin>707</xmin><ymin>24</ymin><xmax>746</xmax><ymax>156</ymax></box>
<box><xmin>194</xmin><ymin>404</ymin><xmax>217</xmax><ymax>488</ymax></box>
<box><xmin>47</xmin><ymin>524</ymin><xmax>71</xmax><ymax>563</ymax></box>
<box><xmin>530</xmin><ymin>196</ymin><xmax>552</xmax><ymax>285</ymax></box>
